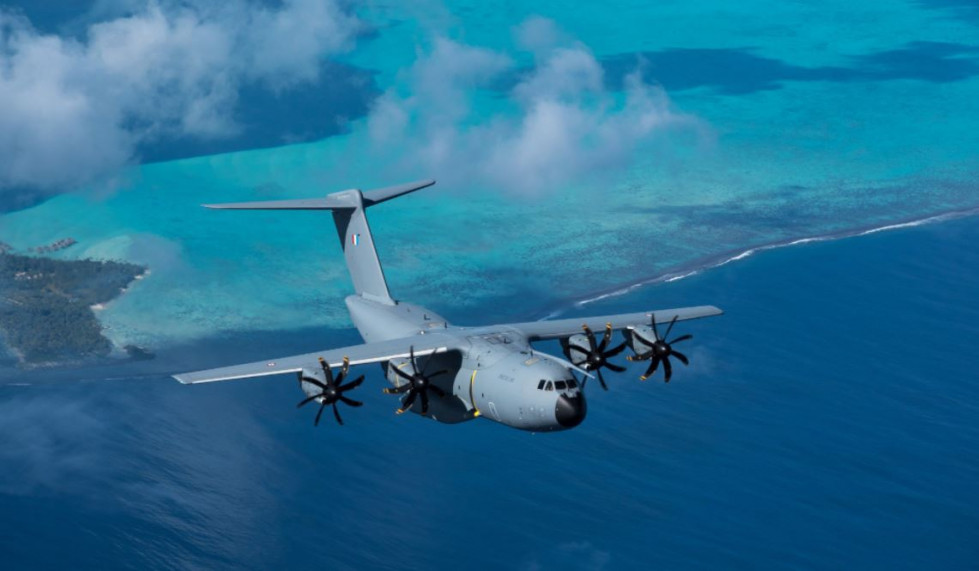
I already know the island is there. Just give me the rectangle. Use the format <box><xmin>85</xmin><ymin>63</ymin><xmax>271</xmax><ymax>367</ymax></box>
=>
<box><xmin>0</xmin><ymin>251</ymin><xmax>147</xmax><ymax>367</ymax></box>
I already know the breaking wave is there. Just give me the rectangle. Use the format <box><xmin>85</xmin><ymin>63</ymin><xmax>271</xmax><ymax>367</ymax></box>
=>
<box><xmin>542</xmin><ymin>206</ymin><xmax>979</xmax><ymax>319</ymax></box>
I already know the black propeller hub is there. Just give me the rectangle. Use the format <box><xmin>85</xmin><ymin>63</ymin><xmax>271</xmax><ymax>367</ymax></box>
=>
<box><xmin>562</xmin><ymin>322</ymin><xmax>628</xmax><ymax>391</ymax></box>
<box><xmin>629</xmin><ymin>315</ymin><xmax>693</xmax><ymax>383</ymax></box>
<box><xmin>296</xmin><ymin>356</ymin><xmax>364</xmax><ymax>426</ymax></box>
<box><xmin>385</xmin><ymin>346</ymin><xmax>448</xmax><ymax>415</ymax></box>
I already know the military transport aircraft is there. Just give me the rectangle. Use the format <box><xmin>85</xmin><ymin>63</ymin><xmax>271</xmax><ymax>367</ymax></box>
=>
<box><xmin>174</xmin><ymin>180</ymin><xmax>722</xmax><ymax>431</ymax></box>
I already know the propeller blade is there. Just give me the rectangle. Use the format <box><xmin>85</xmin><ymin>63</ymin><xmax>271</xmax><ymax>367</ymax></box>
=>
<box><xmin>300</xmin><ymin>377</ymin><xmax>328</xmax><ymax>390</ymax></box>
<box><xmin>420</xmin><ymin>390</ymin><xmax>429</xmax><ymax>414</ymax></box>
<box><xmin>605</xmin><ymin>362</ymin><xmax>627</xmax><ymax>373</ymax></box>
<box><xmin>420</xmin><ymin>347</ymin><xmax>441</xmax><ymax>376</ymax></box>
<box><xmin>605</xmin><ymin>342</ymin><xmax>627</xmax><ymax>358</ymax></box>
<box><xmin>631</xmin><ymin>330</ymin><xmax>655</xmax><ymax>349</ymax></box>
<box><xmin>409</xmin><ymin>346</ymin><xmax>419</xmax><ymax>374</ymax></box>
<box><xmin>318</xmin><ymin>357</ymin><xmax>334</xmax><ymax>386</ymax></box>
<box><xmin>401</xmin><ymin>389</ymin><xmax>418</xmax><ymax>411</ymax></box>
<box><xmin>599</xmin><ymin>323</ymin><xmax>612</xmax><ymax>352</ymax></box>
<box><xmin>663</xmin><ymin>315</ymin><xmax>679</xmax><ymax>341</ymax></box>
<box><xmin>392</xmin><ymin>366</ymin><xmax>414</xmax><ymax>382</ymax></box>
<box><xmin>672</xmin><ymin>350</ymin><xmax>689</xmax><ymax>365</ymax></box>
<box><xmin>628</xmin><ymin>351</ymin><xmax>652</xmax><ymax>362</ymax></box>
<box><xmin>663</xmin><ymin>356</ymin><xmax>673</xmax><ymax>382</ymax></box>
<box><xmin>650</xmin><ymin>315</ymin><xmax>660</xmax><ymax>341</ymax></box>
<box><xmin>583</xmin><ymin>324</ymin><xmax>597</xmax><ymax>350</ymax></box>
<box><xmin>642</xmin><ymin>356</ymin><xmax>661</xmax><ymax>380</ymax></box>
<box><xmin>297</xmin><ymin>393</ymin><xmax>321</xmax><ymax>408</ymax></box>
<box><xmin>597</xmin><ymin>368</ymin><xmax>608</xmax><ymax>391</ymax></box>
<box><xmin>568</xmin><ymin>343</ymin><xmax>592</xmax><ymax>355</ymax></box>
<box><xmin>391</xmin><ymin>382</ymin><xmax>412</xmax><ymax>394</ymax></box>
<box><xmin>314</xmin><ymin>402</ymin><xmax>327</xmax><ymax>426</ymax></box>
<box><xmin>669</xmin><ymin>333</ymin><xmax>693</xmax><ymax>345</ymax></box>
<box><xmin>428</xmin><ymin>384</ymin><xmax>446</xmax><ymax>398</ymax></box>
<box><xmin>332</xmin><ymin>403</ymin><xmax>343</xmax><ymax>425</ymax></box>
<box><xmin>339</xmin><ymin>396</ymin><xmax>363</xmax><ymax>407</ymax></box>
<box><xmin>339</xmin><ymin>376</ymin><xmax>364</xmax><ymax>392</ymax></box>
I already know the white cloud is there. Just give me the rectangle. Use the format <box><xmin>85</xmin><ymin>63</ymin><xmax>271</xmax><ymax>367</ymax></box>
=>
<box><xmin>513</xmin><ymin>15</ymin><xmax>565</xmax><ymax>56</ymax></box>
<box><xmin>0</xmin><ymin>0</ymin><xmax>359</xmax><ymax>194</ymax></box>
<box><xmin>366</xmin><ymin>19</ymin><xmax>705</xmax><ymax>195</ymax></box>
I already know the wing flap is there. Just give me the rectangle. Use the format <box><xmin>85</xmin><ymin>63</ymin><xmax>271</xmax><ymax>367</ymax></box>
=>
<box><xmin>173</xmin><ymin>333</ymin><xmax>455</xmax><ymax>384</ymax></box>
<box><xmin>507</xmin><ymin>305</ymin><xmax>723</xmax><ymax>341</ymax></box>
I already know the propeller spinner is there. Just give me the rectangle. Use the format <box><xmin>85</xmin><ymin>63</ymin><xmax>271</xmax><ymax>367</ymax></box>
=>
<box><xmin>384</xmin><ymin>346</ymin><xmax>448</xmax><ymax>415</ymax></box>
<box><xmin>627</xmin><ymin>315</ymin><xmax>692</xmax><ymax>382</ymax></box>
<box><xmin>562</xmin><ymin>322</ymin><xmax>628</xmax><ymax>391</ymax></box>
<box><xmin>296</xmin><ymin>356</ymin><xmax>364</xmax><ymax>425</ymax></box>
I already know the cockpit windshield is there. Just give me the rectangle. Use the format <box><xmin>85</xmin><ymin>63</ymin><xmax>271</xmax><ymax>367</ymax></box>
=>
<box><xmin>538</xmin><ymin>378</ymin><xmax>578</xmax><ymax>391</ymax></box>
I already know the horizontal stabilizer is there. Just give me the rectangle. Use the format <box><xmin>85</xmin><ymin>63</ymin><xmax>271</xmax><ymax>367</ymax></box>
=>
<box><xmin>202</xmin><ymin>179</ymin><xmax>435</xmax><ymax>210</ymax></box>
<box><xmin>362</xmin><ymin>179</ymin><xmax>436</xmax><ymax>206</ymax></box>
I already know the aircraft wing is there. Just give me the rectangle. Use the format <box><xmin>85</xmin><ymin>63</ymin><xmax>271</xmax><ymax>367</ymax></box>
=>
<box><xmin>172</xmin><ymin>332</ymin><xmax>455</xmax><ymax>384</ymax></box>
<box><xmin>504</xmin><ymin>305</ymin><xmax>723</xmax><ymax>341</ymax></box>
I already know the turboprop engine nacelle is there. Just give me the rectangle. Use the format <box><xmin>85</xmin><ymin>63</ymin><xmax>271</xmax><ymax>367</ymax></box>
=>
<box><xmin>627</xmin><ymin>326</ymin><xmax>656</xmax><ymax>354</ymax></box>
<box><xmin>298</xmin><ymin>366</ymin><xmax>326</xmax><ymax>398</ymax></box>
<box><xmin>385</xmin><ymin>358</ymin><xmax>413</xmax><ymax>387</ymax></box>
<box><xmin>563</xmin><ymin>333</ymin><xmax>591</xmax><ymax>366</ymax></box>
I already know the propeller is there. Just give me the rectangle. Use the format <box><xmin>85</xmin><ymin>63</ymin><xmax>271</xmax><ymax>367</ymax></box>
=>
<box><xmin>384</xmin><ymin>346</ymin><xmax>448</xmax><ymax>415</ymax></box>
<box><xmin>566</xmin><ymin>322</ymin><xmax>628</xmax><ymax>391</ymax></box>
<box><xmin>296</xmin><ymin>356</ymin><xmax>364</xmax><ymax>426</ymax></box>
<box><xmin>627</xmin><ymin>315</ymin><xmax>692</xmax><ymax>382</ymax></box>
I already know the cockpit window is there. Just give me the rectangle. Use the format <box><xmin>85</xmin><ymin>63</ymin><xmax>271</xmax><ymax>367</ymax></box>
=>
<box><xmin>567</xmin><ymin>378</ymin><xmax>578</xmax><ymax>388</ymax></box>
<box><xmin>545</xmin><ymin>381</ymin><xmax>553</xmax><ymax>391</ymax></box>
<box><xmin>538</xmin><ymin>380</ymin><xmax>546</xmax><ymax>390</ymax></box>
<box><xmin>554</xmin><ymin>380</ymin><xmax>567</xmax><ymax>390</ymax></box>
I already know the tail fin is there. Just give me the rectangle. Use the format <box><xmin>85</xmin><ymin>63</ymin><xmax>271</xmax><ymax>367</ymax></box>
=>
<box><xmin>204</xmin><ymin>179</ymin><xmax>435</xmax><ymax>305</ymax></box>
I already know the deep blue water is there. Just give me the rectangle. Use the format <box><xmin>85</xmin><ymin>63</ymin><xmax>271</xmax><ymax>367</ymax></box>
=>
<box><xmin>2</xmin><ymin>215</ymin><xmax>978</xmax><ymax>570</ymax></box>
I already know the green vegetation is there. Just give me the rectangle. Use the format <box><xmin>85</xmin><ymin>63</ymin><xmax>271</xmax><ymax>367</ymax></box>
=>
<box><xmin>0</xmin><ymin>253</ymin><xmax>145</xmax><ymax>365</ymax></box>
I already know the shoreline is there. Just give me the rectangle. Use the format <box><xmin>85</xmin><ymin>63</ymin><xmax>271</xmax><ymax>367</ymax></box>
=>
<box><xmin>542</xmin><ymin>205</ymin><xmax>979</xmax><ymax>318</ymax></box>
<box><xmin>0</xmin><ymin>253</ymin><xmax>148</xmax><ymax>369</ymax></box>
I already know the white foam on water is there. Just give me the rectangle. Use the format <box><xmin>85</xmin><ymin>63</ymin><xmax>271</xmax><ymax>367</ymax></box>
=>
<box><xmin>558</xmin><ymin>207</ymin><xmax>979</xmax><ymax>316</ymax></box>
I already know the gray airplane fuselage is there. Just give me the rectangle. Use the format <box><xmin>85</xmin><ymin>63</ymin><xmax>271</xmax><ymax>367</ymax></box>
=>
<box><xmin>345</xmin><ymin>295</ymin><xmax>586</xmax><ymax>431</ymax></box>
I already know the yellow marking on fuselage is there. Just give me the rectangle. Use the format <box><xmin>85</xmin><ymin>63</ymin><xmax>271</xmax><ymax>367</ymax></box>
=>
<box><xmin>469</xmin><ymin>369</ymin><xmax>481</xmax><ymax>417</ymax></box>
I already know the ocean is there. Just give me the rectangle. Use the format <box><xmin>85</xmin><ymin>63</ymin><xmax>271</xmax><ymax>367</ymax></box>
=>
<box><xmin>1</xmin><ymin>214</ymin><xmax>977</xmax><ymax>570</ymax></box>
<box><xmin>1</xmin><ymin>1</ymin><xmax>978</xmax><ymax>569</ymax></box>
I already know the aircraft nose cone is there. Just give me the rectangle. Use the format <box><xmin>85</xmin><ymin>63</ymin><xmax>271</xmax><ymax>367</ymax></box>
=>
<box><xmin>555</xmin><ymin>393</ymin><xmax>587</xmax><ymax>428</ymax></box>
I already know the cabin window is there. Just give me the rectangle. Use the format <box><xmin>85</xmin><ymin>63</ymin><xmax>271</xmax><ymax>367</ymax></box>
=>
<box><xmin>545</xmin><ymin>381</ymin><xmax>553</xmax><ymax>391</ymax></box>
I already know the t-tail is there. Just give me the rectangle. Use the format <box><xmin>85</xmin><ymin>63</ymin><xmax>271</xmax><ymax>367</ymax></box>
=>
<box><xmin>203</xmin><ymin>179</ymin><xmax>435</xmax><ymax>305</ymax></box>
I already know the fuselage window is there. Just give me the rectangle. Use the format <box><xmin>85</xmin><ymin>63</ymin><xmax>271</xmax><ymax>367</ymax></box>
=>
<box><xmin>554</xmin><ymin>380</ymin><xmax>567</xmax><ymax>390</ymax></box>
<box><xmin>538</xmin><ymin>380</ymin><xmax>546</xmax><ymax>390</ymax></box>
<box><xmin>545</xmin><ymin>381</ymin><xmax>553</xmax><ymax>391</ymax></box>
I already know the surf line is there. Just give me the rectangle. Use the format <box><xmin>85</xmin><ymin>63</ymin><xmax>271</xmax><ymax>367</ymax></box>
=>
<box><xmin>543</xmin><ymin>205</ymin><xmax>979</xmax><ymax>318</ymax></box>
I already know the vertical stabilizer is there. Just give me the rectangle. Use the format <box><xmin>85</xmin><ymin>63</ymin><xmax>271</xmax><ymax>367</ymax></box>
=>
<box><xmin>202</xmin><ymin>179</ymin><xmax>435</xmax><ymax>305</ymax></box>
<box><xmin>330</xmin><ymin>191</ymin><xmax>393</xmax><ymax>304</ymax></box>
